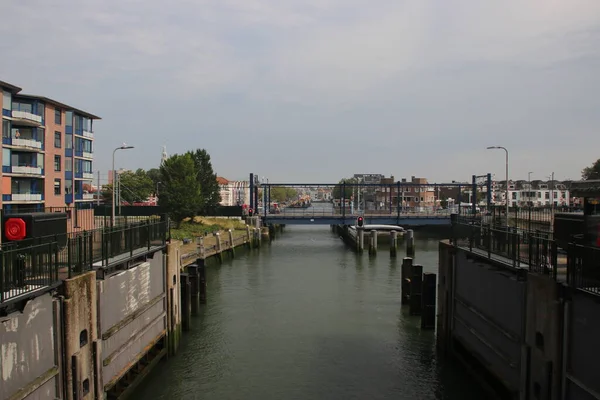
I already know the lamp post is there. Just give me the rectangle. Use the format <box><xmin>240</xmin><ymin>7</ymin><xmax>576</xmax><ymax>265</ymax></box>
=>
<box><xmin>112</xmin><ymin>144</ymin><xmax>134</xmax><ymax>226</ymax></box>
<box><xmin>528</xmin><ymin>171</ymin><xmax>533</xmax><ymax>206</ymax></box>
<box><xmin>487</xmin><ymin>146</ymin><xmax>509</xmax><ymax>224</ymax></box>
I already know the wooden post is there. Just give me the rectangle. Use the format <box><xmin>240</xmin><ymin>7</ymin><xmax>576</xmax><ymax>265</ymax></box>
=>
<box><xmin>401</xmin><ymin>257</ymin><xmax>412</xmax><ymax>305</ymax></box>
<box><xmin>406</xmin><ymin>229</ymin><xmax>415</xmax><ymax>257</ymax></box>
<box><xmin>369</xmin><ymin>229</ymin><xmax>378</xmax><ymax>256</ymax></box>
<box><xmin>228</xmin><ymin>229</ymin><xmax>235</xmax><ymax>256</ymax></box>
<box><xmin>187</xmin><ymin>265</ymin><xmax>200</xmax><ymax>315</ymax></box>
<box><xmin>390</xmin><ymin>230</ymin><xmax>398</xmax><ymax>258</ymax></box>
<box><xmin>421</xmin><ymin>272</ymin><xmax>436</xmax><ymax>329</ymax></box>
<box><xmin>409</xmin><ymin>264</ymin><xmax>423</xmax><ymax>316</ymax></box>
<box><xmin>180</xmin><ymin>273</ymin><xmax>191</xmax><ymax>331</ymax></box>
<box><xmin>357</xmin><ymin>228</ymin><xmax>364</xmax><ymax>254</ymax></box>
<box><xmin>198</xmin><ymin>258</ymin><xmax>207</xmax><ymax>304</ymax></box>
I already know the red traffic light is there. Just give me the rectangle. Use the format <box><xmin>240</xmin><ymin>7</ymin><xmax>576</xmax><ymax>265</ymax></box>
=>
<box><xmin>5</xmin><ymin>218</ymin><xmax>27</xmax><ymax>241</ymax></box>
<box><xmin>357</xmin><ymin>216</ymin><xmax>364</xmax><ymax>227</ymax></box>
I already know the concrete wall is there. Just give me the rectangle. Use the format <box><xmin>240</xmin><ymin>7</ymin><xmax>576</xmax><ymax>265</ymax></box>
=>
<box><xmin>62</xmin><ymin>271</ymin><xmax>100</xmax><ymax>400</ymax></box>
<box><xmin>166</xmin><ymin>242</ymin><xmax>182</xmax><ymax>355</ymax></box>
<box><xmin>97</xmin><ymin>250</ymin><xmax>166</xmax><ymax>392</ymax></box>
<box><xmin>452</xmin><ymin>250</ymin><xmax>527</xmax><ymax>393</ymax></box>
<box><xmin>565</xmin><ymin>290</ymin><xmax>600</xmax><ymax>400</ymax></box>
<box><xmin>0</xmin><ymin>293</ymin><xmax>63</xmax><ymax>400</ymax></box>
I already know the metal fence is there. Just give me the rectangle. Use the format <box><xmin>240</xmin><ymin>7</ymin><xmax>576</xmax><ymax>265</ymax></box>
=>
<box><xmin>488</xmin><ymin>205</ymin><xmax>581</xmax><ymax>233</ymax></box>
<box><xmin>0</xmin><ymin>219</ymin><xmax>168</xmax><ymax>304</ymax></box>
<box><xmin>452</xmin><ymin>218</ymin><xmax>557</xmax><ymax>278</ymax></box>
<box><xmin>567</xmin><ymin>243</ymin><xmax>600</xmax><ymax>295</ymax></box>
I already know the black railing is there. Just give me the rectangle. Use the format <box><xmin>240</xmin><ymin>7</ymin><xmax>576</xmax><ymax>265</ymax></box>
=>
<box><xmin>0</xmin><ymin>219</ymin><xmax>168</xmax><ymax>304</ymax></box>
<box><xmin>488</xmin><ymin>205</ymin><xmax>582</xmax><ymax>234</ymax></box>
<box><xmin>567</xmin><ymin>243</ymin><xmax>600</xmax><ymax>295</ymax></box>
<box><xmin>452</xmin><ymin>218</ymin><xmax>557</xmax><ymax>278</ymax></box>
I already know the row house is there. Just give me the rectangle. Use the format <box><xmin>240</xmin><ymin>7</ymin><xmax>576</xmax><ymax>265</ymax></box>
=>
<box><xmin>490</xmin><ymin>180</ymin><xmax>572</xmax><ymax>207</ymax></box>
<box><xmin>1</xmin><ymin>80</ymin><xmax>99</xmax><ymax>230</ymax></box>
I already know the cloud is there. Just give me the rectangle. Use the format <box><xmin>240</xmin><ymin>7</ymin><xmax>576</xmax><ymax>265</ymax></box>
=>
<box><xmin>0</xmin><ymin>0</ymin><xmax>599</xmax><ymax>183</ymax></box>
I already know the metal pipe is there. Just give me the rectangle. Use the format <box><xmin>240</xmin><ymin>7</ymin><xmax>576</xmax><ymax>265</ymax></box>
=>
<box><xmin>112</xmin><ymin>144</ymin><xmax>134</xmax><ymax>226</ymax></box>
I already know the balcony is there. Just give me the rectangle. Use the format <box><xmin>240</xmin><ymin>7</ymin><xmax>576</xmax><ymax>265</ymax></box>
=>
<box><xmin>4</xmin><ymin>165</ymin><xmax>44</xmax><ymax>176</ymax></box>
<box><xmin>82</xmin><ymin>130</ymin><xmax>94</xmax><ymax>139</ymax></box>
<box><xmin>83</xmin><ymin>172</ymin><xmax>94</xmax><ymax>180</ymax></box>
<box><xmin>11</xmin><ymin>110</ymin><xmax>43</xmax><ymax>126</ymax></box>
<box><xmin>2</xmin><ymin>137</ymin><xmax>43</xmax><ymax>151</ymax></box>
<box><xmin>82</xmin><ymin>151</ymin><xmax>93</xmax><ymax>159</ymax></box>
<box><xmin>83</xmin><ymin>193</ymin><xmax>94</xmax><ymax>200</ymax></box>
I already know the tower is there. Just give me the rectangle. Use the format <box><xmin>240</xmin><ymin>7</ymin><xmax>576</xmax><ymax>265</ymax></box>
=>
<box><xmin>161</xmin><ymin>145</ymin><xmax>168</xmax><ymax>164</ymax></box>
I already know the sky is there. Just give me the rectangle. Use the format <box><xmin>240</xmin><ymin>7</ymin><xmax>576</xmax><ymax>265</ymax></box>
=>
<box><xmin>1</xmin><ymin>0</ymin><xmax>599</xmax><ymax>184</ymax></box>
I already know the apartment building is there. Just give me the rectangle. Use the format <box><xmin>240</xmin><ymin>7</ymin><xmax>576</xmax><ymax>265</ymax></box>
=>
<box><xmin>489</xmin><ymin>180</ymin><xmax>572</xmax><ymax>207</ymax></box>
<box><xmin>1</xmin><ymin>80</ymin><xmax>100</xmax><ymax>230</ymax></box>
<box><xmin>374</xmin><ymin>176</ymin><xmax>437</xmax><ymax>210</ymax></box>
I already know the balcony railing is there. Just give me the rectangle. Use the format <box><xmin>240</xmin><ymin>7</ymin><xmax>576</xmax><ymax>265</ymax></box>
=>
<box><xmin>83</xmin><ymin>172</ymin><xmax>94</xmax><ymax>179</ymax></box>
<box><xmin>11</xmin><ymin>110</ymin><xmax>43</xmax><ymax>124</ymax></box>
<box><xmin>2</xmin><ymin>137</ymin><xmax>43</xmax><ymax>150</ymax></box>
<box><xmin>82</xmin><ymin>151</ymin><xmax>93</xmax><ymax>159</ymax></box>
<box><xmin>10</xmin><ymin>193</ymin><xmax>44</xmax><ymax>202</ymax></box>
<box><xmin>83</xmin><ymin>193</ymin><xmax>94</xmax><ymax>200</ymax></box>
<box><xmin>9</xmin><ymin>166</ymin><xmax>43</xmax><ymax>175</ymax></box>
<box><xmin>82</xmin><ymin>130</ymin><xmax>94</xmax><ymax>139</ymax></box>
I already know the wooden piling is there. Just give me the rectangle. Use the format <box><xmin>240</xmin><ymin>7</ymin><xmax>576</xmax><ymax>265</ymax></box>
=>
<box><xmin>369</xmin><ymin>229</ymin><xmax>378</xmax><ymax>256</ymax></box>
<box><xmin>198</xmin><ymin>258</ymin><xmax>207</xmax><ymax>304</ymax></box>
<box><xmin>406</xmin><ymin>229</ymin><xmax>415</xmax><ymax>257</ymax></box>
<box><xmin>421</xmin><ymin>272</ymin><xmax>436</xmax><ymax>329</ymax></box>
<box><xmin>390</xmin><ymin>230</ymin><xmax>398</xmax><ymax>258</ymax></box>
<box><xmin>180</xmin><ymin>273</ymin><xmax>191</xmax><ymax>331</ymax></box>
<box><xmin>401</xmin><ymin>257</ymin><xmax>413</xmax><ymax>305</ymax></box>
<box><xmin>409</xmin><ymin>264</ymin><xmax>423</xmax><ymax>316</ymax></box>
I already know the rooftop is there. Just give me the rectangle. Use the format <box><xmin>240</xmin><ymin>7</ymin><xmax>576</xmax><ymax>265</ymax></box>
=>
<box><xmin>15</xmin><ymin>93</ymin><xmax>101</xmax><ymax>120</ymax></box>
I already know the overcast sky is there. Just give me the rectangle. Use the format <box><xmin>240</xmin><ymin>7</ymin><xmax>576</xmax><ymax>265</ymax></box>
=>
<box><xmin>2</xmin><ymin>0</ymin><xmax>599</xmax><ymax>183</ymax></box>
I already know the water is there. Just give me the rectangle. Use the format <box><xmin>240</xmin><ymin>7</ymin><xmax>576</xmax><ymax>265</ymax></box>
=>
<box><xmin>133</xmin><ymin>226</ymin><xmax>486</xmax><ymax>400</ymax></box>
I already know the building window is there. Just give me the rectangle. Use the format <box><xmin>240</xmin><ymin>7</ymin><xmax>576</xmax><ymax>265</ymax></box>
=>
<box><xmin>65</xmin><ymin>156</ymin><xmax>72</xmax><ymax>172</ymax></box>
<box><xmin>65</xmin><ymin>133</ymin><xmax>72</xmax><ymax>149</ymax></box>
<box><xmin>54</xmin><ymin>155</ymin><xmax>61</xmax><ymax>171</ymax></box>
<box><xmin>2</xmin><ymin>91</ymin><xmax>11</xmax><ymax>110</ymax></box>
<box><xmin>55</xmin><ymin>108</ymin><xmax>62</xmax><ymax>124</ymax></box>
<box><xmin>54</xmin><ymin>131</ymin><xmax>61</xmax><ymax>148</ymax></box>
<box><xmin>54</xmin><ymin>179</ymin><xmax>61</xmax><ymax>195</ymax></box>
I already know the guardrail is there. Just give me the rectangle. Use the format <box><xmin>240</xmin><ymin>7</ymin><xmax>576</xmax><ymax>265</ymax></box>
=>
<box><xmin>0</xmin><ymin>219</ymin><xmax>168</xmax><ymax>304</ymax></box>
<box><xmin>267</xmin><ymin>208</ymin><xmax>453</xmax><ymax>218</ymax></box>
<box><xmin>451</xmin><ymin>217</ymin><xmax>557</xmax><ymax>279</ymax></box>
<box><xmin>567</xmin><ymin>243</ymin><xmax>600</xmax><ymax>295</ymax></box>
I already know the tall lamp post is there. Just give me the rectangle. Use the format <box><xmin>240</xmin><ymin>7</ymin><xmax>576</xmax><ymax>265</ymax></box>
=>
<box><xmin>112</xmin><ymin>144</ymin><xmax>134</xmax><ymax>226</ymax></box>
<box><xmin>487</xmin><ymin>146</ymin><xmax>509</xmax><ymax>223</ymax></box>
<box><xmin>528</xmin><ymin>171</ymin><xmax>533</xmax><ymax>206</ymax></box>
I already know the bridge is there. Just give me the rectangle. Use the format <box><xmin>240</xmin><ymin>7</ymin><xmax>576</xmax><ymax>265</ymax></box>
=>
<box><xmin>246</xmin><ymin>175</ymin><xmax>494</xmax><ymax>227</ymax></box>
<box><xmin>263</xmin><ymin>208</ymin><xmax>452</xmax><ymax>226</ymax></box>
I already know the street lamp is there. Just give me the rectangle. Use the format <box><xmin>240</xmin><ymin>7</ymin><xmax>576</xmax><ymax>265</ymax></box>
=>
<box><xmin>487</xmin><ymin>146</ymin><xmax>509</xmax><ymax>223</ymax></box>
<box><xmin>112</xmin><ymin>144</ymin><xmax>134</xmax><ymax>226</ymax></box>
<box><xmin>528</xmin><ymin>171</ymin><xmax>533</xmax><ymax>206</ymax></box>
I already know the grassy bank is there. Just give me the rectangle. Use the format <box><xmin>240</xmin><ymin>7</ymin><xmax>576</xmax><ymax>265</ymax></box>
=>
<box><xmin>170</xmin><ymin>216</ymin><xmax>246</xmax><ymax>240</ymax></box>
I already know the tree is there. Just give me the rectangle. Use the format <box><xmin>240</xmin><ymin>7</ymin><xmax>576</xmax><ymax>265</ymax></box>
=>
<box><xmin>187</xmin><ymin>149</ymin><xmax>221</xmax><ymax>214</ymax></box>
<box><xmin>582</xmin><ymin>159</ymin><xmax>600</xmax><ymax>180</ymax></box>
<box><xmin>333</xmin><ymin>178</ymin><xmax>358</xmax><ymax>199</ymax></box>
<box><xmin>159</xmin><ymin>154</ymin><xmax>203</xmax><ymax>227</ymax></box>
<box><xmin>270</xmin><ymin>186</ymin><xmax>298</xmax><ymax>203</ymax></box>
<box><xmin>102</xmin><ymin>169</ymin><xmax>154</xmax><ymax>204</ymax></box>
<box><xmin>146</xmin><ymin>168</ymin><xmax>162</xmax><ymax>192</ymax></box>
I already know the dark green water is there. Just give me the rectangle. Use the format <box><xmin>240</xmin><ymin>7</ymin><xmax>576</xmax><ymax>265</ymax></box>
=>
<box><xmin>133</xmin><ymin>226</ymin><xmax>486</xmax><ymax>400</ymax></box>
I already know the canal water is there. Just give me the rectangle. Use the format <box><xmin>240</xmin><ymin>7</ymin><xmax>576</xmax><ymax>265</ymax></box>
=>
<box><xmin>133</xmin><ymin>226</ymin><xmax>486</xmax><ymax>400</ymax></box>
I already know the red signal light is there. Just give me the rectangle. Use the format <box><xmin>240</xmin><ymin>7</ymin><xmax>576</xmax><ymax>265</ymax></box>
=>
<box><xmin>5</xmin><ymin>218</ymin><xmax>27</xmax><ymax>241</ymax></box>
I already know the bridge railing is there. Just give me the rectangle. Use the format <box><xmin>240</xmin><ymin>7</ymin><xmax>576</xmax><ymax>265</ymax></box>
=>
<box><xmin>269</xmin><ymin>207</ymin><xmax>453</xmax><ymax>218</ymax></box>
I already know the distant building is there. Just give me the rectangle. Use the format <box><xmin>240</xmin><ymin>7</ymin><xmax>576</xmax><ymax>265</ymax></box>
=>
<box><xmin>490</xmin><ymin>180</ymin><xmax>573</xmax><ymax>207</ymax></box>
<box><xmin>217</xmin><ymin>177</ymin><xmax>249</xmax><ymax>206</ymax></box>
<box><xmin>373</xmin><ymin>176</ymin><xmax>436</xmax><ymax>210</ymax></box>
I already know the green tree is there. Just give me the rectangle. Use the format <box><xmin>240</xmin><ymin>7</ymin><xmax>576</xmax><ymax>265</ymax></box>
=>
<box><xmin>102</xmin><ymin>169</ymin><xmax>154</xmax><ymax>204</ymax></box>
<box><xmin>159</xmin><ymin>154</ymin><xmax>203</xmax><ymax>227</ymax></box>
<box><xmin>333</xmin><ymin>178</ymin><xmax>357</xmax><ymax>199</ymax></box>
<box><xmin>270</xmin><ymin>186</ymin><xmax>298</xmax><ymax>203</ymax></box>
<box><xmin>187</xmin><ymin>149</ymin><xmax>221</xmax><ymax>214</ymax></box>
<box><xmin>582</xmin><ymin>159</ymin><xmax>600</xmax><ymax>180</ymax></box>
<box><xmin>146</xmin><ymin>168</ymin><xmax>162</xmax><ymax>192</ymax></box>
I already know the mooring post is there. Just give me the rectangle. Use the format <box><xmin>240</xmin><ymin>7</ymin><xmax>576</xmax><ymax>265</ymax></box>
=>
<box><xmin>390</xmin><ymin>230</ymin><xmax>398</xmax><ymax>258</ymax></box>
<box><xmin>406</xmin><ymin>229</ymin><xmax>415</xmax><ymax>257</ymax></box>
<box><xmin>357</xmin><ymin>227</ymin><xmax>364</xmax><ymax>254</ymax></box>
<box><xmin>180</xmin><ymin>273</ymin><xmax>191</xmax><ymax>331</ymax></box>
<box><xmin>369</xmin><ymin>229</ymin><xmax>378</xmax><ymax>256</ymax></box>
<box><xmin>409</xmin><ymin>264</ymin><xmax>423</xmax><ymax>316</ymax></box>
<box><xmin>421</xmin><ymin>272</ymin><xmax>436</xmax><ymax>329</ymax></box>
<box><xmin>401</xmin><ymin>257</ymin><xmax>413</xmax><ymax>305</ymax></box>
<box><xmin>196</xmin><ymin>236</ymin><xmax>204</xmax><ymax>259</ymax></box>
<box><xmin>246</xmin><ymin>225</ymin><xmax>251</xmax><ymax>247</ymax></box>
<box><xmin>228</xmin><ymin>229</ymin><xmax>235</xmax><ymax>256</ymax></box>
<box><xmin>214</xmin><ymin>232</ymin><xmax>223</xmax><ymax>262</ymax></box>
<box><xmin>198</xmin><ymin>258</ymin><xmax>207</xmax><ymax>304</ymax></box>
<box><xmin>187</xmin><ymin>264</ymin><xmax>200</xmax><ymax>315</ymax></box>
